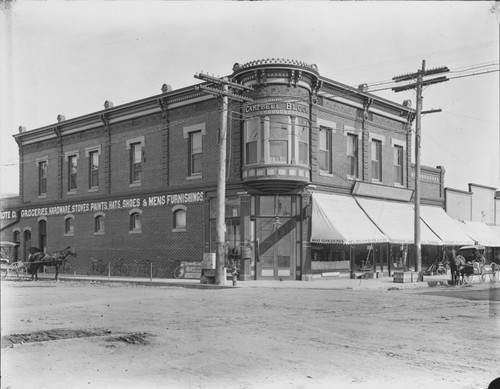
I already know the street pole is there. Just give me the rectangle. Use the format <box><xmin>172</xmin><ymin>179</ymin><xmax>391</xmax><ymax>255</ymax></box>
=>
<box><xmin>392</xmin><ymin>61</ymin><xmax>449</xmax><ymax>281</ymax></box>
<box><xmin>414</xmin><ymin>60</ymin><xmax>424</xmax><ymax>280</ymax></box>
<box><xmin>194</xmin><ymin>73</ymin><xmax>253</xmax><ymax>285</ymax></box>
<box><xmin>216</xmin><ymin>82</ymin><xmax>229</xmax><ymax>285</ymax></box>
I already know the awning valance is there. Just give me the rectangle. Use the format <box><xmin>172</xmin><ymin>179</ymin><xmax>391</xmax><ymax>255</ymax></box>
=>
<box><xmin>311</xmin><ymin>193</ymin><xmax>387</xmax><ymax>245</ymax></box>
<box><xmin>455</xmin><ymin>221</ymin><xmax>500</xmax><ymax>247</ymax></box>
<box><xmin>419</xmin><ymin>206</ymin><xmax>475</xmax><ymax>246</ymax></box>
<box><xmin>355</xmin><ymin>198</ymin><xmax>443</xmax><ymax>245</ymax></box>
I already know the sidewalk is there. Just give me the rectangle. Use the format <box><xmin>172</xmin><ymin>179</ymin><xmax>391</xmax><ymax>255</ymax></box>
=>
<box><xmin>37</xmin><ymin>272</ymin><xmax>456</xmax><ymax>291</ymax></box>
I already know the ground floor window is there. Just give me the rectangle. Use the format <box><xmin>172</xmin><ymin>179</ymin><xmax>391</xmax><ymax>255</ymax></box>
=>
<box><xmin>311</xmin><ymin>245</ymin><xmax>349</xmax><ymax>271</ymax></box>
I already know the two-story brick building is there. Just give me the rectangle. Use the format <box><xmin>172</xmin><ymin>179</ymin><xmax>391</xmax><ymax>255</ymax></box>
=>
<box><xmin>1</xmin><ymin>58</ymin><xmax>471</xmax><ymax>280</ymax></box>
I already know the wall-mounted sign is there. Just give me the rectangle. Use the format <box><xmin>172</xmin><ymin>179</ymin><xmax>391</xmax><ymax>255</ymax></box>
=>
<box><xmin>15</xmin><ymin>191</ymin><xmax>204</xmax><ymax>219</ymax></box>
<box><xmin>244</xmin><ymin>102</ymin><xmax>309</xmax><ymax>117</ymax></box>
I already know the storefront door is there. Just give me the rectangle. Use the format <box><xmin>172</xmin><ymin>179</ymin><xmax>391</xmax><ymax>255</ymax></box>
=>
<box><xmin>256</xmin><ymin>217</ymin><xmax>295</xmax><ymax>280</ymax></box>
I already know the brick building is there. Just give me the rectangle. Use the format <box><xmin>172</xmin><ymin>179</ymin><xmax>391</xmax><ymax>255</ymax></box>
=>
<box><xmin>1</xmin><ymin>58</ymin><xmax>467</xmax><ymax>280</ymax></box>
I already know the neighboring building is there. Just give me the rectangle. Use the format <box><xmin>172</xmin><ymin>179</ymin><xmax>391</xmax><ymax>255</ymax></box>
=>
<box><xmin>445</xmin><ymin>184</ymin><xmax>500</xmax><ymax>262</ymax></box>
<box><xmin>1</xmin><ymin>59</ymin><xmax>461</xmax><ymax>280</ymax></box>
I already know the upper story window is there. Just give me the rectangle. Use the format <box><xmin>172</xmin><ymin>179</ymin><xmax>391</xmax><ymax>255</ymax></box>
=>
<box><xmin>319</xmin><ymin>126</ymin><xmax>332</xmax><ymax>173</ymax></box>
<box><xmin>245</xmin><ymin>117</ymin><xmax>259</xmax><ymax>165</ymax></box>
<box><xmin>130</xmin><ymin>143</ymin><xmax>142</xmax><ymax>184</ymax></box>
<box><xmin>126</xmin><ymin>137</ymin><xmax>144</xmax><ymax>187</ymax></box>
<box><xmin>296</xmin><ymin>118</ymin><xmax>309</xmax><ymax>165</ymax></box>
<box><xmin>67</xmin><ymin>155</ymin><xmax>78</xmax><ymax>192</ymax></box>
<box><xmin>393</xmin><ymin>145</ymin><xmax>404</xmax><ymax>185</ymax></box>
<box><xmin>243</xmin><ymin>115</ymin><xmax>309</xmax><ymax>167</ymax></box>
<box><xmin>88</xmin><ymin>150</ymin><xmax>99</xmax><ymax>189</ymax></box>
<box><xmin>269</xmin><ymin>116</ymin><xmax>289</xmax><ymax>163</ymax></box>
<box><xmin>189</xmin><ymin>131</ymin><xmax>202</xmax><ymax>175</ymax></box>
<box><xmin>38</xmin><ymin>160</ymin><xmax>47</xmax><ymax>196</ymax></box>
<box><xmin>347</xmin><ymin>134</ymin><xmax>359</xmax><ymax>178</ymax></box>
<box><xmin>183</xmin><ymin>123</ymin><xmax>206</xmax><ymax>179</ymax></box>
<box><xmin>371</xmin><ymin>139</ymin><xmax>382</xmax><ymax>182</ymax></box>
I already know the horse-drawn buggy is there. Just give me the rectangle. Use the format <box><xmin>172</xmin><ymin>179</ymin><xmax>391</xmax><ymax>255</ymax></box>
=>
<box><xmin>445</xmin><ymin>245</ymin><xmax>498</xmax><ymax>285</ymax></box>
<box><xmin>1</xmin><ymin>245</ymin><xmax>76</xmax><ymax>281</ymax></box>
<box><xmin>0</xmin><ymin>241</ymin><xmax>28</xmax><ymax>280</ymax></box>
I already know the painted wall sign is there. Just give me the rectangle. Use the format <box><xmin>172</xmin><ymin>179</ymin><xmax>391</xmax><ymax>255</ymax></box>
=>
<box><xmin>14</xmin><ymin>191</ymin><xmax>204</xmax><ymax>219</ymax></box>
<box><xmin>0</xmin><ymin>210</ymin><xmax>17</xmax><ymax>220</ymax></box>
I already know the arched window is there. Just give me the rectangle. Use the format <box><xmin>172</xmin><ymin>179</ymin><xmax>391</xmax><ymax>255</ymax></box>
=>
<box><xmin>64</xmin><ymin>215</ymin><xmax>75</xmax><ymax>236</ymax></box>
<box><xmin>94</xmin><ymin>213</ymin><xmax>105</xmax><ymax>234</ymax></box>
<box><xmin>13</xmin><ymin>229</ymin><xmax>20</xmax><ymax>262</ymax></box>
<box><xmin>172</xmin><ymin>205</ymin><xmax>187</xmax><ymax>232</ymax></box>
<box><xmin>129</xmin><ymin>209</ymin><xmax>142</xmax><ymax>233</ymax></box>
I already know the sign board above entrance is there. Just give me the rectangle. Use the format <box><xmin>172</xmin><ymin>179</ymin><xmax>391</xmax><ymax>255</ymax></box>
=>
<box><xmin>352</xmin><ymin>182</ymin><xmax>413</xmax><ymax>202</ymax></box>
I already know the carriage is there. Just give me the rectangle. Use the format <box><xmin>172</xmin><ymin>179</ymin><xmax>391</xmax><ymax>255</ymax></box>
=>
<box><xmin>1</xmin><ymin>245</ymin><xmax>77</xmax><ymax>281</ymax></box>
<box><xmin>0</xmin><ymin>241</ymin><xmax>29</xmax><ymax>280</ymax></box>
<box><xmin>457</xmin><ymin>245</ymin><xmax>498</xmax><ymax>284</ymax></box>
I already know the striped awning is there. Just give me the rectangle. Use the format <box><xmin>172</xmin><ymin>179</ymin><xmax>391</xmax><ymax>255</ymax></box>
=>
<box><xmin>419</xmin><ymin>206</ymin><xmax>475</xmax><ymax>246</ymax></box>
<box><xmin>355</xmin><ymin>198</ymin><xmax>443</xmax><ymax>245</ymax></box>
<box><xmin>311</xmin><ymin>193</ymin><xmax>387</xmax><ymax>245</ymax></box>
<box><xmin>455</xmin><ymin>220</ymin><xmax>500</xmax><ymax>247</ymax></box>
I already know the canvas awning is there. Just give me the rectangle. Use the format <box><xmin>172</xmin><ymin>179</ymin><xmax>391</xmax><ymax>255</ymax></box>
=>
<box><xmin>455</xmin><ymin>220</ymin><xmax>500</xmax><ymax>247</ymax></box>
<box><xmin>419</xmin><ymin>206</ymin><xmax>475</xmax><ymax>246</ymax></box>
<box><xmin>311</xmin><ymin>193</ymin><xmax>387</xmax><ymax>245</ymax></box>
<box><xmin>355</xmin><ymin>198</ymin><xmax>443</xmax><ymax>245</ymax></box>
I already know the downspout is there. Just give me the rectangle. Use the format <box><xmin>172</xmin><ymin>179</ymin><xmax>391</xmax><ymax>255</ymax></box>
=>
<box><xmin>53</xmin><ymin>126</ymin><xmax>63</xmax><ymax>199</ymax></box>
<box><xmin>405</xmin><ymin>111</ymin><xmax>416</xmax><ymax>188</ymax></box>
<box><xmin>361</xmin><ymin>98</ymin><xmax>373</xmax><ymax>182</ymax></box>
<box><xmin>100</xmin><ymin>113</ymin><xmax>111</xmax><ymax>194</ymax></box>
<box><xmin>157</xmin><ymin>96</ymin><xmax>169</xmax><ymax>187</ymax></box>
<box><xmin>14</xmin><ymin>128</ymin><xmax>24</xmax><ymax>203</ymax></box>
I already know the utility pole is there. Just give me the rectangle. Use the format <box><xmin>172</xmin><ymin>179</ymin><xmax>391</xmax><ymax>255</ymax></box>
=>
<box><xmin>194</xmin><ymin>73</ymin><xmax>253</xmax><ymax>285</ymax></box>
<box><xmin>392</xmin><ymin>60</ymin><xmax>449</xmax><ymax>281</ymax></box>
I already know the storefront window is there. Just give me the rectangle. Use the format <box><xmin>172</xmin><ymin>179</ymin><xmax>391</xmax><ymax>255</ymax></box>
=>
<box><xmin>258</xmin><ymin>196</ymin><xmax>292</xmax><ymax>217</ymax></box>
<box><xmin>311</xmin><ymin>245</ymin><xmax>349</xmax><ymax>271</ymax></box>
<box><xmin>210</xmin><ymin>197</ymin><xmax>239</xmax><ymax>218</ymax></box>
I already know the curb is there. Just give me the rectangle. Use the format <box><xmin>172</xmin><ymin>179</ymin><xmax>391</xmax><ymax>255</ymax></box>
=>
<box><xmin>25</xmin><ymin>274</ymin><xmax>455</xmax><ymax>291</ymax></box>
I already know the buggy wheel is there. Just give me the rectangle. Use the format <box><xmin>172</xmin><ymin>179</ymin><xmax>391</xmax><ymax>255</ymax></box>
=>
<box><xmin>490</xmin><ymin>263</ymin><xmax>498</xmax><ymax>282</ymax></box>
<box><xmin>478</xmin><ymin>265</ymin><xmax>486</xmax><ymax>284</ymax></box>
<box><xmin>18</xmin><ymin>263</ymin><xmax>30</xmax><ymax>280</ymax></box>
<box><xmin>464</xmin><ymin>273</ymin><xmax>473</xmax><ymax>285</ymax></box>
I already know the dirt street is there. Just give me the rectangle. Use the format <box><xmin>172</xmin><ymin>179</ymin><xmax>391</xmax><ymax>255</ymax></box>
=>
<box><xmin>1</xmin><ymin>280</ymin><xmax>499</xmax><ymax>389</ymax></box>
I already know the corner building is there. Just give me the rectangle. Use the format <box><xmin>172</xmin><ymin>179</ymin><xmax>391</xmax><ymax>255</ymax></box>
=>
<box><xmin>2</xmin><ymin>59</ymin><xmax>456</xmax><ymax>281</ymax></box>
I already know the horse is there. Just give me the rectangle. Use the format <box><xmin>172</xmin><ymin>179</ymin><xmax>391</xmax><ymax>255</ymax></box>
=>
<box><xmin>443</xmin><ymin>250</ymin><xmax>467</xmax><ymax>286</ymax></box>
<box><xmin>28</xmin><ymin>246</ymin><xmax>77</xmax><ymax>281</ymax></box>
<box><xmin>27</xmin><ymin>247</ymin><xmax>43</xmax><ymax>277</ymax></box>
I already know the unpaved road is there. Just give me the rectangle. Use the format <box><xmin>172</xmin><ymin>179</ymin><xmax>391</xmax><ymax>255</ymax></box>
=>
<box><xmin>1</xmin><ymin>280</ymin><xmax>499</xmax><ymax>389</ymax></box>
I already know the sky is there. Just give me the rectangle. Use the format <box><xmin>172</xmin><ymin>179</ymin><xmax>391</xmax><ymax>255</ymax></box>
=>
<box><xmin>0</xmin><ymin>1</ymin><xmax>499</xmax><ymax>197</ymax></box>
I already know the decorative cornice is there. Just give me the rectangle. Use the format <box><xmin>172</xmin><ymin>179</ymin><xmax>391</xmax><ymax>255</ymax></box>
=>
<box><xmin>233</xmin><ymin>58</ymin><xmax>318</xmax><ymax>72</ymax></box>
